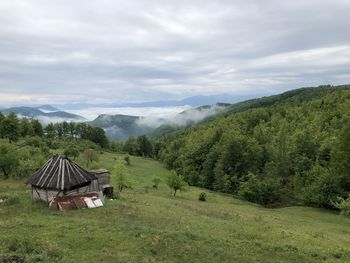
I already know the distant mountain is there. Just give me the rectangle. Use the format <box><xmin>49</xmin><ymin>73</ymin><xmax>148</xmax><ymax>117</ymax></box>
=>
<box><xmin>0</xmin><ymin>106</ymin><xmax>85</xmax><ymax>123</ymax></box>
<box><xmin>36</xmin><ymin>104</ymin><xmax>59</xmax><ymax>111</ymax></box>
<box><xmin>54</xmin><ymin>94</ymin><xmax>254</xmax><ymax>109</ymax></box>
<box><xmin>90</xmin><ymin>103</ymin><xmax>231</xmax><ymax>140</ymax></box>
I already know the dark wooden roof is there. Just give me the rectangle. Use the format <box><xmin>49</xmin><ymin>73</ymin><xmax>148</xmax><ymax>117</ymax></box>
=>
<box><xmin>27</xmin><ymin>155</ymin><xmax>96</xmax><ymax>190</ymax></box>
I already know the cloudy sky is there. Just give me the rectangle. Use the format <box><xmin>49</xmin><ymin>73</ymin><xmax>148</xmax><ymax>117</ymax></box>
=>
<box><xmin>1</xmin><ymin>0</ymin><xmax>350</xmax><ymax>106</ymax></box>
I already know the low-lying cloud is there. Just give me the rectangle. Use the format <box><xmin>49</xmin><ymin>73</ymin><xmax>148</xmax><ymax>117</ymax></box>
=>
<box><xmin>66</xmin><ymin>106</ymin><xmax>192</xmax><ymax>121</ymax></box>
<box><xmin>136</xmin><ymin>104</ymin><xmax>227</xmax><ymax>128</ymax></box>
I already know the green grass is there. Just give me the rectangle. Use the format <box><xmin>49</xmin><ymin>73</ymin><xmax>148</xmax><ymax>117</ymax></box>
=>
<box><xmin>1</xmin><ymin>153</ymin><xmax>350</xmax><ymax>262</ymax></box>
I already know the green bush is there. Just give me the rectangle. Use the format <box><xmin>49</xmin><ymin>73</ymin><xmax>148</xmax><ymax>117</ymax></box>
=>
<box><xmin>199</xmin><ymin>192</ymin><xmax>207</xmax><ymax>201</ymax></box>
<box><xmin>124</xmin><ymin>155</ymin><xmax>131</xmax><ymax>165</ymax></box>
<box><xmin>238</xmin><ymin>173</ymin><xmax>281</xmax><ymax>207</ymax></box>
<box><xmin>301</xmin><ymin>164</ymin><xmax>342</xmax><ymax>208</ymax></box>
<box><xmin>152</xmin><ymin>177</ymin><xmax>161</xmax><ymax>189</ymax></box>
<box><xmin>332</xmin><ymin>195</ymin><xmax>350</xmax><ymax>217</ymax></box>
<box><xmin>25</xmin><ymin>136</ymin><xmax>45</xmax><ymax>148</ymax></box>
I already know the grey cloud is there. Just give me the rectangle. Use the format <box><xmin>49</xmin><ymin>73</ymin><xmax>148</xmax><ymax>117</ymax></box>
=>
<box><xmin>0</xmin><ymin>0</ymin><xmax>350</xmax><ymax>105</ymax></box>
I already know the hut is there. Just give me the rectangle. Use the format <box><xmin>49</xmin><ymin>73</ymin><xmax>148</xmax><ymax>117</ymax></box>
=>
<box><xmin>90</xmin><ymin>169</ymin><xmax>114</xmax><ymax>198</ymax></box>
<box><xmin>90</xmin><ymin>169</ymin><xmax>110</xmax><ymax>191</ymax></box>
<box><xmin>27</xmin><ymin>155</ymin><xmax>100</xmax><ymax>202</ymax></box>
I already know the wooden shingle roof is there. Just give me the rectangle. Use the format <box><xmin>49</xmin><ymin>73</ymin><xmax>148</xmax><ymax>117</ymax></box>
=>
<box><xmin>27</xmin><ymin>155</ymin><xmax>96</xmax><ymax>190</ymax></box>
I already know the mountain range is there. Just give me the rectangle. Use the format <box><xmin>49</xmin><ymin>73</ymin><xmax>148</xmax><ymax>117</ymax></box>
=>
<box><xmin>0</xmin><ymin>106</ymin><xmax>85</xmax><ymax>123</ymax></box>
<box><xmin>48</xmin><ymin>94</ymin><xmax>253</xmax><ymax>110</ymax></box>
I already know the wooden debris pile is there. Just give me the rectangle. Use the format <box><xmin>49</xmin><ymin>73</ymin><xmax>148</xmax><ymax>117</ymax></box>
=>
<box><xmin>49</xmin><ymin>192</ymin><xmax>104</xmax><ymax>211</ymax></box>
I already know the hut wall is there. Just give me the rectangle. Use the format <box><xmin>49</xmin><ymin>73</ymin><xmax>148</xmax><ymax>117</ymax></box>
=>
<box><xmin>96</xmin><ymin>174</ymin><xmax>110</xmax><ymax>190</ymax></box>
<box><xmin>97</xmin><ymin>174</ymin><xmax>110</xmax><ymax>185</ymax></box>
<box><xmin>32</xmin><ymin>187</ymin><xmax>60</xmax><ymax>202</ymax></box>
<box><xmin>32</xmin><ymin>179</ymin><xmax>100</xmax><ymax>202</ymax></box>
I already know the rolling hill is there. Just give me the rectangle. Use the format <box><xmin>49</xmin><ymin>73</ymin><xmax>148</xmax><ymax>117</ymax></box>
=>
<box><xmin>89</xmin><ymin>114</ymin><xmax>155</xmax><ymax>141</ymax></box>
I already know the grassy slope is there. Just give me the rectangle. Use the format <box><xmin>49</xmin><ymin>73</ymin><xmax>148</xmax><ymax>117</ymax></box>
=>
<box><xmin>1</xmin><ymin>152</ymin><xmax>350</xmax><ymax>262</ymax></box>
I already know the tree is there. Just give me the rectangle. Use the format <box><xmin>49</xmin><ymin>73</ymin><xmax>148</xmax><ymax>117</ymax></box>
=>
<box><xmin>0</xmin><ymin>142</ymin><xmax>19</xmax><ymax>179</ymax></box>
<box><xmin>137</xmin><ymin>135</ymin><xmax>153</xmax><ymax>157</ymax></box>
<box><xmin>115</xmin><ymin>162</ymin><xmax>131</xmax><ymax>192</ymax></box>
<box><xmin>301</xmin><ymin>163</ymin><xmax>341</xmax><ymax>208</ymax></box>
<box><xmin>1</xmin><ymin>113</ymin><xmax>20</xmax><ymax>143</ymax></box>
<box><xmin>167</xmin><ymin>171</ymin><xmax>187</xmax><ymax>197</ymax></box>
<box><xmin>0</xmin><ymin>112</ymin><xmax>5</xmax><ymax>138</ymax></box>
<box><xmin>83</xmin><ymin>149</ymin><xmax>98</xmax><ymax>167</ymax></box>
<box><xmin>64</xmin><ymin>146</ymin><xmax>80</xmax><ymax>160</ymax></box>
<box><xmin>31</xmin><ymin>119</ymin><xmax>43</xmax><ymax>137</ymax></box>
<box><xmin>275</xmin><ymin>122</ymin><xmax>290</xmax><ymax>183</ymax></box>
<box><xmin>88</xmin><ymin>127</ymin><xmax>109</xmax><ymax>148</ymax></box>
<box><xmin>45</xmin><ymin>123</ymin><xmax>56</xmax><ymax>138</ymax></box>
<box><xmin>19</xmin><ymin>118</ymin><xmax>34</xmax><ymax>137</ymax></box>
<box><xmin>123</xmin><ymin>137</ymin><xmax>139</xmax><ymax>155</ymax></box>
<box><xmin>331</xmin><ymin>120</ymin><xmax>350</xmax><ymax>192</ymax></box>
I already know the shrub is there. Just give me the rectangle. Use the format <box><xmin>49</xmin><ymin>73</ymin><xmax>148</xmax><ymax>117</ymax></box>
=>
<box><xmin>124</xmin><ymin>155</ymin><xmax>131</xmax><ymax>165</ymax></box>
<box><xmin>64</xmin><ymin>147</ymin><xmax>80</xmax><ymax>159</ymax></box>
<box><xmin>332</xmin><ymin>195</ymin><xmax>350</xmax><ymax>217</ymax></box>
<box><xmin>199</xmin><ymin>192</ymin><xmax>207</xmax><ymax>202</ymax></box>
<box><xmin>25</xmin><ymin>136</ymin><xmax>44</xmax><ymax>148</ymax></box>
<box><xmin>152</xmin><ymin>177</ymin><xmax>161</xmax><ymax>189</ymax></box>
<box><xmin>0</xmin><ymin>142</ymin><xmax>19</xmax><ymax>179</ymax></box>
<box><xmin>301</xmin><ymin>164</ymin><xmax>342</xmax><ymax>208</ymax></box>
<box><xmin>238</xmin><ymin>173</ymin><xmax>281</xmax><ymax>207</ymax></box>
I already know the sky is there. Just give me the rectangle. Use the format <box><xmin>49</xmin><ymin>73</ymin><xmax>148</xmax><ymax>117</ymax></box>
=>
<box><xmin>1</xmin><ymin>0</ymin><xmax>350</xmax><ymax>106</ymax></box>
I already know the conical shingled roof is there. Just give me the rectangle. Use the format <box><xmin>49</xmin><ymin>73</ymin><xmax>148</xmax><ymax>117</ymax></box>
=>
<box><xmin>27</xmin><ymin>155</ymin><xmax>96</xmax><ymax>190</ymax></box>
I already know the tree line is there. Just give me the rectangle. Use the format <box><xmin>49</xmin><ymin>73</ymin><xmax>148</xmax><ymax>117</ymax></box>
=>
<box><xmin>0</xmin><ymin>112</ymin><xmax>108</xmax><ymax>148</ymax></box>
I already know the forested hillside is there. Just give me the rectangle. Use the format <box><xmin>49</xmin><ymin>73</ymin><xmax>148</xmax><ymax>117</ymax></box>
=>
<box><xmin>156</xmin><ymin>85</ymin><xmax>350</xmax><ymax>208</ymax></box>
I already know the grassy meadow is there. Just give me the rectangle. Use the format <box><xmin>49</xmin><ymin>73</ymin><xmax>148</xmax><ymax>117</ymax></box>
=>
<box><xmin>1</xmin><ymin>152</ymin><xmax>350</xmax><ymax>262</ymax></box>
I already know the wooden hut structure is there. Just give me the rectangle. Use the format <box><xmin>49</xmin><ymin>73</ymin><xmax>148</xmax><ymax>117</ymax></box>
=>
<box><xmin>27</xmin><ymin>155</ymin><xmax>99</xmax><ymax>202</ymax></box>
<box><xmin>90</xmin><ymin>169</ymin><xmax>114</xmax><ymax>198</ymax></box>
<box><xmin>90</xmin><ymin>169</ymin><xmax>110</xmax><ymax>190</ymax></box>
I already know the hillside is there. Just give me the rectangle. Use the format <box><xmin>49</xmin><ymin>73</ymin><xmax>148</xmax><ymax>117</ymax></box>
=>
<box><xmin>155</xmin><ymin>84</ymin><xmax>350</xmax><ymax>208</ymax></box>
<box><xmin>0</xmin><ymin>153</ymin><xmax>350</xmax><ymax>262</ymax></box>
<box><xmin>89</xmin><ymin>114</ymin><xmax>155</xmax><ymax>141</ymax></box>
